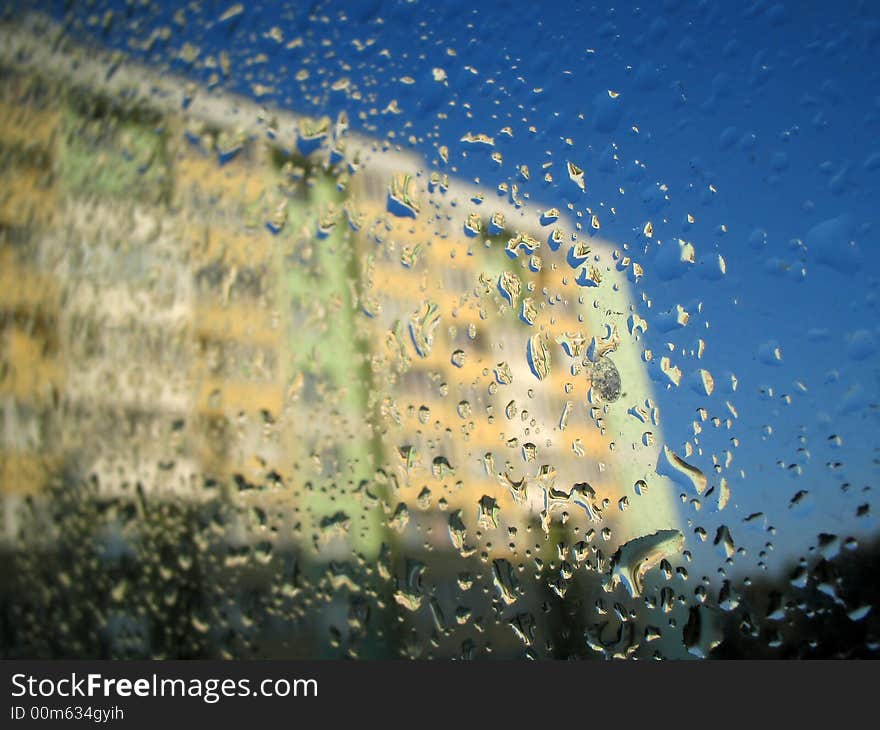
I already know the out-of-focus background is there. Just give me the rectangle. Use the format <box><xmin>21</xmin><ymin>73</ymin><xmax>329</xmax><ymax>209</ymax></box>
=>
<box><xmin>0</xmin><ymin>2</ymin><xmax>878</xmax><ymax>659</ymax></box>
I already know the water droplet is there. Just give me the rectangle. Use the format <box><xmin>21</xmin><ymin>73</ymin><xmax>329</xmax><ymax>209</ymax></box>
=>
<box><xmin>492</xmin><ymin>559</ymin><xmax>520</xmax><ymax>605</ymax></box>
<box><xmin>690</xmin><ymin>368</ymin><xmax>715</xmax><ymax>396</ymax></box>
<box><xmin>489</xmin><ymin>211</ymin><xmax>505</xmax><ymax>233</ymax></box>
<box><xmin>448</xmin><ymin>511</ymin><xmax>474</xmax><ymax>555</ymax></box>
<box><xmin>567</xmin><ymin>160</ymin><xmax>586</xmax><ymax>191</ymax></box>
<box><xmin>493</xmin><ymin>362</ymin><xmax>513</xmax><ymax>385</ymax></box>
<box><xmin>398</xmin><ymin>444</ymin><xmax>419</xmax><ymax>471</ymax></box>
<box><xmin>387</xmin><ymin>173</ymin><xmax>420</xmax><ymax>218</ymax></box>
<box><xmin>541</xmin><ymin>208</ymin><xmax>560</xmax><ymax>225</ymax></box>
<box><xmin>477</xmin><ymin>496</ymin><xmax>499</xmax><ymax>529</ymax></box>
<box><xmin>609</xmin><ymin>530</ymin><xmax>685</xmax><ymax>597</ymax></box>
<box><xmin>520</xmin><ymin>297</ymin><xmax>538</xmax><ymax>326</ymax></box>
<box><xmin>497</xmin><ymin>271</ymin><xmax>522</xmax><ymax>308</ymax></box>
<box><xmin>508</xmin><ymin>613</ymin><xmax>536</xmax><ymax>647</ymax></box>
<box><xmin>417</xmin><ymin>486</ymin><xmax>432</xmax><ymax>509</ymax></box>
<box><xmin>556</xmin><ymin>331</ymin><xmax>586</xmax><ymax>358</ymax></box>
<box><xmin>393</xmin><ymin>559</ymin><xmax>425</xmax><ymax>611</ymax></box>
<box><xmin>505</xmin><ymin>232</ymin><xmax>541</xmax><ymax>259</ymax></box>
<box><xmin>400</xmin><ymin>244</ymin><xmax>423</xmax><ymax>268</ymax></box>
<box><xmin>219</xmin><ymin>3</ymin><xmax>244</xmax><ymax>23</ymax></box>
<box><xmin>589</xmin><ymin>357</ymin><xmax>622</xmax><ymax>402</ymax></box>
<box><xmin>464</xmin><ymin>212</ymin><xmax>482</xmax><ymax>237</ymax></box>
<box><xmin>683</xmin><ymin>605</ymin><xmax>724</xmax><ymax>658</ymax></box>
<box><xmin>389</xmin><ymin>503</ymin><xmax>410</xmax><ymax>533</ymax></box>
<box><xmin>431</xmin><ymin>456</ymin><xmax>455</xmax><ymax>479</ymax></box>
<box><xmin>658</xmin><ymin>446</ymin><xmax>708</xmax><ymax>495</ymax></box>
<box><xmin>527</xmin><ymin>334</ymin><xmax>551</xmax><ymax>381</ymax></box>
<box><xmin>409</xmin><ymin>301</ymin><xmax>440</xmax><ymax>357</ymax></box>
<box><xmin>460</xmin><ymin>131</ymin><xmax>495</xmax><ymax>146</ymax></box>
<box><xmin>559</xmin><ymin>401</ymin><xmax>573</xmax><ymax>430</ymax></box>
<box><xmin>714</xmin><ymin>525</ymin><xmax>735</xmax><ymax>558</ymax></box>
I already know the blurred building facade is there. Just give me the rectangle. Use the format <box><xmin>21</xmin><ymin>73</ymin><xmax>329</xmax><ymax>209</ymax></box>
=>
<box><xmin>0</xmin><ymin>18</ymin><xmax>680</xmax><ymax>574</ymax></box>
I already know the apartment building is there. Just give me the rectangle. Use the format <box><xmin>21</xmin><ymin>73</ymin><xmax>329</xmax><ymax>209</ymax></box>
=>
<box><xmin>0</xmin><ymin>18</ymin><xmax>680</xmax><ymax>573</ymax></box>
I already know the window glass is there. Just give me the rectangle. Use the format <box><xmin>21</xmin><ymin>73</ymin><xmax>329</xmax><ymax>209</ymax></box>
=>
<box><xmin>0</xmin><ymin>1</ymin><xmax>878</xmax><ymax>659</ymax></box>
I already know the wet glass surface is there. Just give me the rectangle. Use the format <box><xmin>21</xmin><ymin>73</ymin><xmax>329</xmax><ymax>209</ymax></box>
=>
<box><xmin>0</xmin><ymin>1</ymin><xmax>878</xmax><ymax>659</ymax></box>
